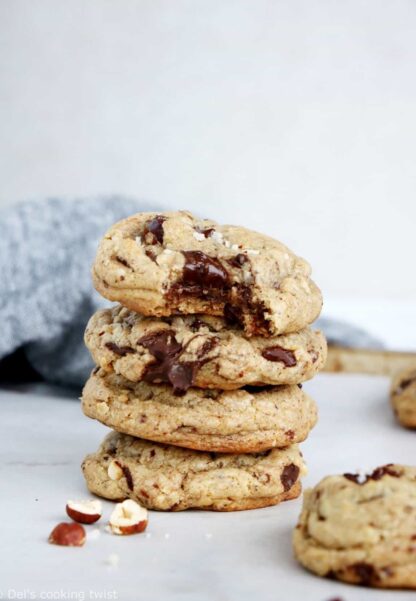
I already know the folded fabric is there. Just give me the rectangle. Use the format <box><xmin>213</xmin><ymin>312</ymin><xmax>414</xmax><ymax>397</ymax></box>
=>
<box><xmin>0</xmin><ymin>197</ymin><xmax>154</xmax><ymax>387</ymax></box>
<box><xmin>0</xmin><ymin>198</ymin><xmax>381</xmax><ymax>389</ymax></box>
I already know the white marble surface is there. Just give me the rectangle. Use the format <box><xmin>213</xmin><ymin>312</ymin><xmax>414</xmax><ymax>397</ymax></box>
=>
<box><xmin>0</xmin><ymin>372</ymin><xmax>414</xmax><ymax>600</ymax></box>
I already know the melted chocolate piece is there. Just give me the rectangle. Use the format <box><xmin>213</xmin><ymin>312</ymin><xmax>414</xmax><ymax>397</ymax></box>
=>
<box><xmin>116</xmin><ymin>462</ymin><xmax>134</xmax><ymax>490</ymax></box>
<box><xmin>105</xmin><ymin>342</ymin><xmax>135</xmax><ymax>356</ymax></box>
<box><xmin>194</xmin><ymin>226</ymin><xmax>215</xmax><ymax>238</ymax></box>
<box><xmin>226</xmin><ymin>284</ymin><xmax>271</xmax><ymax>336</ymax></box>
<box><xmin>227</xmin><ymin>253</ymin><xmax>248</xmax><ymax>268</ymax></box>
<box><xmin>344</xmin><ymin>464</ymin><xmax>400</xmax><ymax>485</ymax></box>
<box><xmin>181</xmin><ymin>251</ymin><xmax>230</xmax><ymax>289</ymax></box>
<box><xmin>143</xmin><ymin>215</ymin><xmax>166</xmax><ymax>244</ymax></box>
<box><xmin>350</xmin><ymin>562</ymin><xmax>377</xmax><ymax>585</ymax></box>
<box><xmin>262</xmin><ymin>345</ymin><xmax>297</xmax><ymax>367</ymax></box>
<box><xmin>280</xmin><ymin>464</ymin><xmax>300</xmax><ymax>491</ymax></box>
<box><xmin>138</xmin><ymin>329</ymin><xmax>218</xmax><ymax>394</ymax></box>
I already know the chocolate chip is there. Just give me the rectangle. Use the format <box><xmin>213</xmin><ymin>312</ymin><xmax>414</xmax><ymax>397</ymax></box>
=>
<box><xmin>350</xmin><ymin>562</ymin><xmax>377</xmax><ymax>585</ymax></box>
<box><xmin>143</xmin><ymin>215</ymin><xmax>166</xmax><ymax>244</ymax></box>
<box><xmin>325</xmin><ymin>570</ymin><xmax>337</xmax><ymax>580</ymax></box>
<box><xmin>344</xmin><ymin>464</ymin><xmax>400</xmax><ymax>485</ymax></box>
<box><xmin>394</xmin><ymin>376</ymin><xmax>416</xmax><ymax>395</ymax></box>
<box><xmin>280</xmin><ymin>464</ymin><xmax>299</xmax><ymax>491</ymax></box>
<box><xmin>140</xmin><ymin>489</ymin><xmax>149</xmax><ymax>499</ymax></box>
<box><xmin>370</xmin><ymin>464</ymin><xmax>400</xmax><ymax>480</ymax></box>
<box><xmin>138</xmin><ymin>329</ymin><xmax>218</xmax><ymax>395</ymax></box>
<box><xmin>194</xmin><ymin>226</ymin><xmax>215</xmax><ymax>238</ymax></box>
<box><xmin>105</xmin><ymin>342</ymin><xmax>135</xmax><ymax>356</ymax></box>
<box><xmin>262</xmin><ymin>345</ymin><xmax>297</xmax><ymax>367</ymax></box>
<box><xmin>115</xmin><ymin>255</ymin><xmax>131</xmax><ymax>268</ymax></box>
<box><xmin>227</xmin><ymin>253</ymin><xmax>249</xmax><ymax>268</ymax></box>
<box><xmin>181</xmin><ymin>251</ymin><xmax>230</xmax><ymax>289</ymax></box>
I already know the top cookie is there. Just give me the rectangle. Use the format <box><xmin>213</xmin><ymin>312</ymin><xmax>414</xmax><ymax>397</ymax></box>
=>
<box><xmin>293</xmin><ymin>464</ymin><xmax>416</xmax><ymax>589</ymax></box>
<box><xmin>92</xmin><ymin>211</ymin><xmax>322</xmax><ymax>337</ymax></box>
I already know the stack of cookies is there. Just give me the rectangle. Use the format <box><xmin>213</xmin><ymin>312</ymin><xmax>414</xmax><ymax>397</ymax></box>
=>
<box><xmin>81</xmin><ymin>211</ymin><xmax>326</xmax><ymax>511</ymax></box>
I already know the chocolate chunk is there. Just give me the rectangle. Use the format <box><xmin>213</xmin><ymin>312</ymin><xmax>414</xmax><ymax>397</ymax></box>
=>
<box><xmin>227</xmin><ymin>253</ymin><xmax>249</xmax><ymax>268</ymax></box>
<box><xmin>350</xmin><ymin>562</ymin><xmax>377</xmax><ymax>585</ymax></box>
<box><xmin>143</xmin><ymin>215</ymin><xmax>166</xmax><ymax>244</ymax></box>
<box><xmin>181</xmin><ymin>251</ymin><xmax>230</xmax><ymax>289</ymax></box>
<box><xmin>145</xmin><ymin>248</ymin><xmax>158</xmax><ymax>262</ymax></box>
<box><xmin>194</xmin><ymin>226</ymin><xmax>215</xmax><ymax>238</ymax></box>
<box><xmin>115</xmin><ymin>255</ymin><xmax>131</xmax><ymax>268</ymax></box>
<box><xmin>280</xmin><ymin>464</ymin><xmax>300</xmax><ymax>491</ymax></box>
<box><xmin>344</xmin><ymin>464</ymin><xmax>400</xmax><ymax>485</ymax></box>
<box><xmin>228</xmin><ymin>284</ymin><xmax>271</xmax><ymax>336</ymax></box>
<box><xmin>105</xmin><ymin>342</ymin><xmax>135</xmax><ymax>357</ymax></box>
<box><xmin>395</xmin><ymin>376</ymin><xmax>416</xmax><ymax>395</ymax></box>
<box><xmin>370</xmin><ymin>464</ymin><xmax>400</xmax><ymax>480</ymax></box>
<box><xmin>262</xmin><ymin>345</ymin><xmax>297</xmax><ymax>367</ymax></box>
<box><xmin>138</xmin><ymin>329</ymin><xmax>218</xmax><ymax>395</ymax></box>
<box><xmin>117</xmin><ymin>463</ymin><xmax>134</xmax><ymax>490</ymax></box>
<box><xmin>224</xmin><ymin>303</ymin><xmax>243</xmax><ymax>326</ymax></box>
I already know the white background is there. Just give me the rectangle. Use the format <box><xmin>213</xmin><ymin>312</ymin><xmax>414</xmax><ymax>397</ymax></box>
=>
<box><xmin>1</xmin><ymin>0</ymin><xmax>416</xmax><ymax>305</ymax></box>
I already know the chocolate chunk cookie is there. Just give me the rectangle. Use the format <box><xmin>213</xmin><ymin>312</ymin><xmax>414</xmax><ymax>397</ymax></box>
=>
<box><xmin>293</xmin><ymin>464</ymin><xmax>416</xmax><ymax>589</ymax></box>
<box><xmin>82</xmin><ymin>431</ymin><xmax>306</xmax><ymax>511</ymax></box>
<box><xmin>390</xmin><ymin>366</ymin><xmax>416</xmax><ymax>428</ymax></box>
<box><xmin>85</xmin><ymin>306</ymin><xmax>327</xmax><ymax>392</ymax></box>
<box><xmin>92</xmin><ymin>211</ymin><xmax>322</xmax><ymax>336</ymax></box>
<box><xmin>82</xmin><ymin>369</ymin><xmax>318</xmax><ymax>453</ymax></box>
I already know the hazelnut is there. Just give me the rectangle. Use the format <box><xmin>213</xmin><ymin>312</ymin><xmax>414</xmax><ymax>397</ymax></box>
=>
<box><xmin>108</xmin><ymin>459</ymin><xmax>124</xmax><ymax>481</ymax></box>
<box><xmin>66</xmin><ymin>499</ymin><xmax>102</xmax><ymax>524</ymax></box>
<box><xmin>48</xmin><ymin>522</ymin><xmax>86</xmax><ymax>546</ymax></box>
<box><xmin>109</xmin><ymin>499</ymin><xmax>148</xmax><ymax>535</ymax></box>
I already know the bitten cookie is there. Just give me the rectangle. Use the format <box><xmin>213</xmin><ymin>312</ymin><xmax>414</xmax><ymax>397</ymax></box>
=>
<box><xmin>92</xmin><ymin>211</ymin><xmax>322</xmax><ymax>337</ymax></box>
<box><xmin>85</xmin><ymin>306</ymin><xmax>327</xmax><ymax>392</ymax></box>
<box><xmin>293</xmin><ymin>464</ymin><xmax>416</xmax><ymax>589</ymax></box>
<box><xmin>82</xmin><ymin>369</ymin><xmax>318</xmax><ymax>453</ymax></box>
<box><xmin>390</xmin><ymin>366</ymin><xmax>416</xmax><ymax>428</ymax></box>
<box><xmin>82</xmin><ymin>431</ymin><xmax>306</xmax><ymax>511</ymax></box>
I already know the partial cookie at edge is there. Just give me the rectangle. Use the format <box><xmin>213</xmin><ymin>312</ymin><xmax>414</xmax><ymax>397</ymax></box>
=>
<box><xmin>293</xmin><ymin>464</ymin><xmax>416</xmax><ymax>589</ymax></box>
